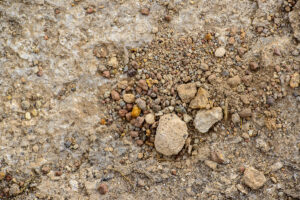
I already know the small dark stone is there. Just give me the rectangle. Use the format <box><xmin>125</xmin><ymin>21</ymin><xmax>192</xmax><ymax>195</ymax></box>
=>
<box><xmin>128</xmin><ymin>69</ymin><xmax>137</xmax><ymax>77</ymax></box>
<box><xmin>98</xmin><ymin>183</ymin><xmax>108</xmax><ymax>195</ymax></box>
<box><xmin>266</xmin><ymin>96</ymin><xmax>275</xmax><ymax>106</ymax></box>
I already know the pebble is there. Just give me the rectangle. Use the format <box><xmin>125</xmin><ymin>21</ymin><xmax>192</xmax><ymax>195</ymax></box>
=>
<box><xmin>215</xmin><ymin>47</ymin><xmax>226</xmax><ymax>57</ymax></box>
<box><xmin>289</xmin><ymin>72</ymin><xmax>299</xmax><ymax>88</ymax></box>
<box><xmin>136</xmin><ymin>98</ymin><xmax>146</xmax><ymax>110</ymax></box>
<box><xmin>249</xmin><ymin>62</ymin><xmax>259</xmax><ymax>71</ymax></box>
<box><xmin>103</xmin><ymin>71</ymin><xmax>110</xmax><ymax>78</ymax></box>
<box><xmin>231</xmin><ymin>113</ymin><xmax>241</xmax><ymax>125</ymax></box>
<box><xmin>154</xmin><ymin>114</ymin><xmax>188</xmax><ymax>156</ymax></box>
<box><xmin>130</xmin><ymin>131</ymin><xmax>139</xmax><ymax>138</ymax></box>
<box><xmin>21</xmin><ymin>100</ymin><xmax>30</xmax><ymax>110</ymax></box>
<box><xmin>189</xmin><ymin>88</ymin><xmax>209</xmax><ymax>109</ymax></box>
<box><xmin>98</xmin><ymin>183</ymin><xmax>108</xmax><ymax>195</ymax></box>
<box><xmin>227</xmin><ymin>75</ymin><xmax>241</xmax><ymax>87</ymax></box>
<box><xmin>25</xmin><ymin>112</ymin><xmax>31</xmax><ymax>120</ymax></box>
<box><xmin>164</xmin><ymin>15</ymin><xmax>172</xmax><ymax>22</ymax></box>
<box><xmin>111</xmin><ymin>90</ymin><xmax>120</xmax><ymax>101</ymax></box>
<box><xmin>131</xmin><ymin>105</ymin><xmax>141</xmax><ymax>118</ymax></box>
<box><xmin>145</xmin><ymin>113</ymin><xmax>155</xmax><ymax>124</ymax></box>
<box><xmin>243</xmin><ymin>167</ymin><xmax>266</xmax><ymax>190</ymax></box>
<box><xmin>266</xmin><ymin>96</ymin><xmax>275</xmax><ymax>106</ymax></box>
<box><xmin>9</xmin><ymin>184</ymin><xmax>20</xmax><ymax>196</ymax></box>
<box><xmin>239</xmin><ymin>108</ymin><xmax>252</xmax><ymax>118</ymax></box>
<box><xmin>177</xmin><ymin>83</ymin><xmax>197</xmax><ymax>103</ymax></box>
<box><xmin>0</xmin><ymin>171</ymin><xmax>5</xmax><ymax>180</ymax></box>
<box><xmin>210</xmin><ymin>151</ymin><xmax>225</xmax><ymax>164</ymax></box>
<box><xmin>108</xmin><ymin>57</ymin><xmax>118</xmax><ymax>68</ymax></box>
<box><xmin>138</xmin><ymin>80</ymin><xmax>148</xmax><ymax>91</ymax></box>
<box><xmin>123</xmin><ymin>94</ymin><xmax>135</xmax><ymax>103</ymax></box>
<box><xmin>140</xmin><ymin>7</ymin><xmax>150</xmax><ymax>16</ymax></box>
<box><xmin>270</xmin><ymin>162</ymin><xmax>283</xmax><ymax>172</ymax></box>
<box><xmin>204</xmin><ymin>160</ymin><xmax>217</xmax><ymax>170</ymax></box>
<box><xmin>194</xmin><ymin>107</ymin><xmax>223</xmax><ymax>133</ymax></box>
<box><xmin>183</xmin><ymin>114</ymin><xmax>192</xmax><ymax>123</ymax></box>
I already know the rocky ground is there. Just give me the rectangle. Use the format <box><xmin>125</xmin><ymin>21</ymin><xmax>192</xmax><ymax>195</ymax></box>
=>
<box><xmin>0</xmin><ymin>0</ymin><xmax>299</xmax><ymax>199</ymax></box>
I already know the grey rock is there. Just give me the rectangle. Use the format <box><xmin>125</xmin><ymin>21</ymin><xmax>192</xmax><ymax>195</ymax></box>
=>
<box><xmin>243</xmin><ymin>167</ymin><xmax>266</xmax><ymax>190</ymax></box>
<box><xmin>136</xmin><ymin>98</ymin><xmax>146</xmax><ymax>110</ymax></box>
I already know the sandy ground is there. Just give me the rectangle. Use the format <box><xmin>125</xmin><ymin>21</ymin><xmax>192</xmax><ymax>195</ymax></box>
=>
<box><xmin>0</xmin><ymin>0</ymin><xmax>299</xmax><ymax>199</ymax></box>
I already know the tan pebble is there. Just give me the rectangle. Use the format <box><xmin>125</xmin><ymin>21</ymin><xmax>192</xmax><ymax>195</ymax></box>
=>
<box><xmin>25</xmin><ymin>112</ymin><xmax>31</xmax><ymax>120</ymax></box>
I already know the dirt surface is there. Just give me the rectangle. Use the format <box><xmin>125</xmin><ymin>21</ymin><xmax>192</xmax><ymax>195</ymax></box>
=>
<box><xmin>0</xmin><ymin>0</ymin><xmax>299</xmax><ymax>199</ymax></box>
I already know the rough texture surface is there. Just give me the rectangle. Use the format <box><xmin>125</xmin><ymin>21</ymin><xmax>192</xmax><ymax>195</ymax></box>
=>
<box><xmin>154</xmin><ymin>114</ymin><xmax>188</xmax><ymax>156</ymax></box>
<box><xmin>194</xmin><ymin>107</ymin><xmax>223</xmax><ymax>133</ymax></box>
<box><xmin>0</xmin><ymin>0</ymin><xmax>299</xmax><ymax>199</ymax></box>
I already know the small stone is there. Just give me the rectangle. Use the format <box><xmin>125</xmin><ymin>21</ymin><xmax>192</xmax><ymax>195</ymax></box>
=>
<box><xmin>189</xmin><ymin>88</ymin><xmax>209</xmax><ymax>109</ymax></box>
<box><xmin>131</xmin><ymin>105</ymin><xmax>141</xmax><ymax>118</ymax></box>
<box><xmin>134</xmin><ymin>117</ymin><xmax>144</xmax><ymax>127</ymax></box>
<box><xmin>140</xmin><ymin>7</ymin><xmax>150</xmax><ymax>15</ymax></box>
<box><xmin>137</xmin><ymin>152</ymin><xmax>143</xmax><ymax>158</ymax></box>
<box><xmin>183</xmin><ymin>114</ymin><xmax>192</xmax><ymax>123</ymax></box>
<box><xmin>136</xmin><ymin>98</ymin><xmax>146</xmax><ymax>110</ymax></box>
<box><xmin>239</xmin><ymin>108</ymin><xmax>252</xmax><ymax>118</ymax></box>
<box><xmin>0</xmin><ymin>172</ymin><xmax>5</xmax><ymax>180</ymax></box>
<box><xmin>136</xmin><ymin>140</ymin><xmax>143</xmax><ymax>146</ymax></box>
<box><xmin>210</xmin><ymin>151</ymin><xmax>225</xmax><ymax>164</ymax></box>
<box><xmin>164</xmin><ymin>15</ymin><xmax>172</xmax><ymax>22</ymax></box>
<box><xmin>93</xmin><ymin>46</ymin><xmax>108</xmax><ymax>58</ymax></box>
<box><xmin>171</xmin><ymin>169</ymin><xmax>177</xmax><ymax>175</ymax></box>
<box><xmin>108</xmin><ymin>57</ymin><xmax>118</xmax><ymax>68</ymax></box>
<box><xmin>98</xmin><ymin>183</ymin><xmax>108</xmax><ymax>195</ymax></box>
<box><xmin>177</xmin><ymin>83</ymin><xmax>197</xmax><ymax>103</ymax></box>
<box><xmin>41</xmin><ymin>165</ymin><xmax>50</xmax><ymax>174</ymax></box>
<box><xmin>31</xmin><ymin>109</ymin><xmax>38</xmax><ymax>117</ymax></box>
<box><xmin>270</xmin><ymin>162</ymin><xmax>283</xmax><ymax>172</ymax></box>
<box><xmin>145</xmin><ymin>113</ymin><xmax>155</xmax><ymax>124</ymax></box>
<box><xmin>137</xmin><ymin>179</ymin><xmax>146</xmax><ymax>187</ymax></box>
<box><xmin>25</xmin><ymin>112</ymin><xmax>31</xmax><ymax>120</ymax></box>
<box><xmin>227</xmin><ymin>75</ymin><xmax>241</xmax><ymax>87</ymax></box>
<box><xmin>138</xmin><ymin>80</ymin><xmax>148</xmax><ymax>91</ymax></box>
<box><xmin>240</xmin><ymin>95</ymin><xmax>250</xmax><ymax>105</ymax></box>
<box><xmin>266</xmin><ymin>96</ymin><xmax>275</xmax><ymax>106</ymax></box>
<box><xmin>111</xmin><ymin>90</ymin><xmax>120</xmax><ymax>101</ymax></box>
<box><xmin>249</xmin><ymin>62</ymin><xmax>259</xmax><ymax>71</ymax></box>
<box><xmin>215</xmin><ymin>47</ymin><xmax>226</xmax><ymax>57</ymax></box>
<box><xmin>228</xmin><ymin>37</ymin><xmax>235</xmax><ymax>44</ymax></box>
<box><xmin>194</xmin><ymin>107</ymin><xmax>223</xmax><ymax>133</ymax></box>
<box><xmin>290</xmin><ymin>72</ymin><xmax>299</xmax><ymax>88</ymax></box>
<box><xmin>243</xmin><ymin>167</ymin><xmax>266</xmax><ymax>190</ymax></box>
<box><xmin>204</xmin><ymin>160</ymin><xmax>217</xmax><ymax>170</ymax></box>
<box><xmin>86</xmin><ymin>7</ymin><xmax>95</xmax><ymax>14</ymax></box>
<box><xmin>231</xmin><ymin>113</ymin><xmax>240</xmax><ymax>125</ymax></box>
<box><xmin>119</xmin><ymin>109</ymin><xmax>128</xmax><ymax>117</ymax></box>
<box><xmin>200</xmin><ymin>63</ymin><xmax>209</xmax><ymax>71</ymax></box>
<box><xmin>32</xmin><ymin>145</ymin><xmax>39</xmax><ymax>152</ymax></box>
<box><xmin>291</xmin><ymin>49</ymin><xmax>299</xmax><ymax>56</ymax></box>
<box><xmin>9</xmin><ymin>184</ymin><xmax>20</xmax><ymax>196</ymax></box>
<box><xmin>130</xmin><ymin>131</ymin><xmax>139</xmax><ymax>138</ymax></box>
<box><xmin>154</xmin><ymin>114</ymin><xmax>188</xmax><ymax>156</ymax></box>
<box><xmin>123</xmin><ymin>94</ymin><xmax>135</xmax><ymax>103</ymax></box>
<box><xmin>103</xmin><ymin>71</ymin><xmax>110</xmax><ymax>78</ymax></box>
<box><xmin>21</xmin><ymin>100</ymin><xmax>30</xmax><ymax>110</ymax></box>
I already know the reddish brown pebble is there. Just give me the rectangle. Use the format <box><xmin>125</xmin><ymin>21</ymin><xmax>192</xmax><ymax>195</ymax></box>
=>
<box><xmin>41</xmin><ymin>166</ymin><xmax>50</xmax><ymax>174</ymax></box>
<box><xmin>87</xmin><ymin>7</ymin><xmax>95</xmax><ymax>14</ymax></box>
<box><xmin>55</xmin><ymin>171</ymin><xmax>62</xmax><ymax>176</ymax></box>
<box><xmin>125</xmin><ymin>112</ymin><xmax>132</xmax><ymax>121</ymax></box>
<box><xmin>273</xmin><ymin>48</ymin><xmax>281</xmax><ymax>56</ymax></box>
<box><xmin>228</xmin><ymin>37</ymin><xmax>235</xmax><ymax>44</ymax></box>
<box><xmin>103</xmin><ymin>71</ymin><xmax>110</xmax><ymax>78</ymax></box>
<box><xmin>55</xmin><ymin>8</ymin><xmax>60</xmax><ymax>14</ymax></box>
<box><xmin>111</xmin><ymin>90</ymin><xmax>120</xmax><ymax>101</ymax></box>
<box><xmin>164</xmin><ymin>15</ymin><xmax>172</xmax><ymax>22</ymax></box>
<box><xmin>249</xmin><ymin>62</ymin><xmax>259</xmax><ymax>71</ymax></box>
<box><xmin>119</xmin><ymin>109</ymin><xmax>128</xmax><ymax>117</ymax></box>
<box><xmin>98</xmin><ymin>183</ymin><xmax>108</xmax><ymax>195</ymax></box>
<box><xmin>239</xmin><ymin>166</ymin><xmax>245</xmax><ymax>173</ymax></box>
<box><xmin>37</xmin><ymin>70</ymin><xmax>43</xmax><ymax>77</ymax></box>
<box><xmin>44</xmin><ymin>35</ymin><xmax>48</xmax><ymax>40</ymax></box>
<box><xmin>140</xmin><ymin>8</ymin><xmax>150</xmax><ymax>15</ymax></box>
<box><xmin>136</xmin><ymin>140</ymin><xmax>143</xmax><ymax>146</ymax></box>
<box><xmin>256</xmin><ymin>26</ymin><xmax>264</xmax><ymax>33</ymax></box>
<box><xmin>171</xmin><ymin>169</ymin><xmax>177</xmax><ymax>175</ymax></box>
<box><xmin>126</xmin><ymin>103</ymin><xmax>133</xmax><ymax>111</ymax></box>
<box><xmin>274</xmin><ymin>65</ymin><xmax>281</xmax><ymax>72</ymax></box>
<box><xmin>130</xmin><ymin>131</ymin><xmax>139</xmax><ymax>138</ymax></box>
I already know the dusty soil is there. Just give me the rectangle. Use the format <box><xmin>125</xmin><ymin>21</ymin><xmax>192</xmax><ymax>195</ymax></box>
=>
<box><xmin>0</xmin><ymin>0</ymin><xmax>299</xmax><ymax>199</ymax></box>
